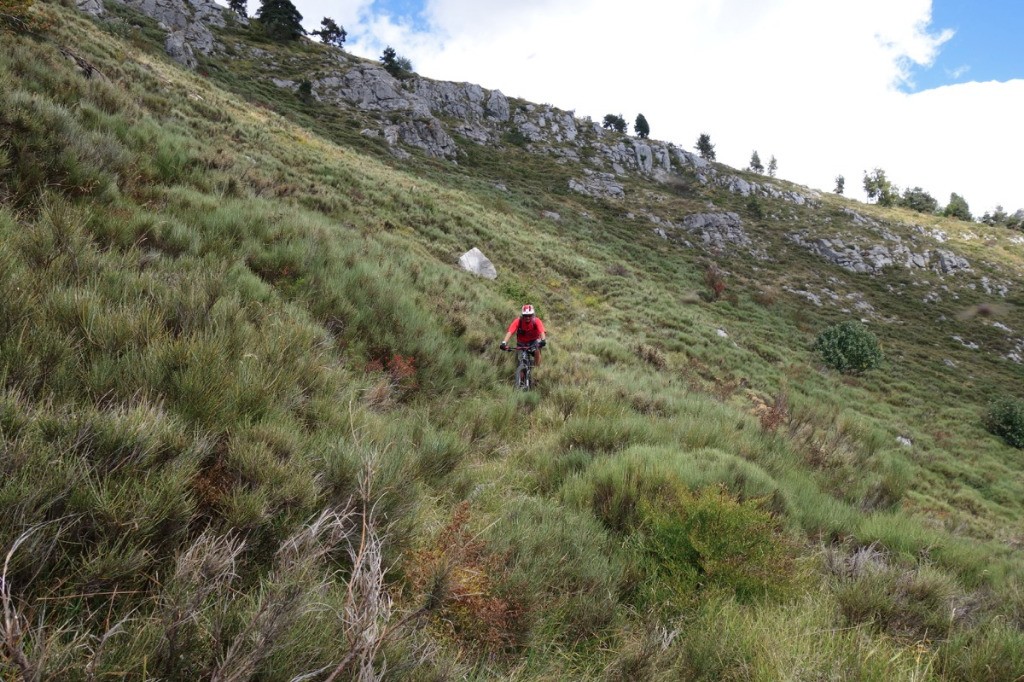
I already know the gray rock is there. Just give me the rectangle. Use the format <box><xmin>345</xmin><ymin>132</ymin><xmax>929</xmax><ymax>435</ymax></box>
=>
<box><xmin>103</xmin><ymin>0</ymin><xmax>226</xmax><ymax>66</ymax></box>
<box><xmin>542</xmin><ymin>211</ymin><xmax>561</xmax><ymax>221</ymax></box>
<box><xmin>77</xmin><ymin>0</ymin><xmax>105</xmax><ymax>16</ymax></box>
<box><xmin>165</xmin><ymin>30</ymin><xmax>196</xmax><ymax>69</ymax></box>
<box><xmin>318</xmin><ymin>66</ymin><xmax>431</xmax><ymax>116</ymax></box>
<box><xmin>952</xmin><ymin>335</ymin><xmax>979</xmax><ymax>350</ymax></box>
<box><xmin>386</xmin><ymin>119</ymin><xmax>458</xmax><ymax>160</ymax></box>
<box><xmin>485</xmin><ymin>90</ymin><xmax>510</xmax><ymax>121</ymax></box>
<box><xmin>458</xmin><ymin>248</ymin><xmax>497</xmax><ymax>280</ymax></box>
<box><xmin>680</xmin><ymin>212</ymin><xmax>752</xmax><ymax>251</ymax></box>
<box><xmin>568</xmin><ymin>171</ymin><xmax>624</xmax><ymax>200</ymax></box>
<box><xmin>726</xmin><ymin>176</ymin><xmax>752</xmax><ymax>196</ymax></box>
<box><xmin>786</xmin><ymin>288</ymin><xmax>823</xmax><ymax>306</ymax></box>
<box><xmin>788</xmin><ymin>231</ymin><xmax>971</xmax><ymax>276</ymax></box>
<box><xmin>933</xmin><ymin>249</ymin><xmax>971</xmax><ymax>274</ymax></box>
<box><xmin>634</xmin><ymin>142</ymin><xmax>653</xmax><ymax>174</ymax></box>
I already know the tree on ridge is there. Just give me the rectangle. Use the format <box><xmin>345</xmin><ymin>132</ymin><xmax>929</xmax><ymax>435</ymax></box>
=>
<box><xmin>696</xmin><ymin>133</ymin><xmax>716</xmax><ymax>161</ymax></box>
<box><xmin>256</xmin><ymin>0</ymin><xmax>304</xmax><ymax>40</ymax></box>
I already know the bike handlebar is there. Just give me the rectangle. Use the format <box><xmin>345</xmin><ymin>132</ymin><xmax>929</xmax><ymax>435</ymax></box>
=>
<box><xmin>502</xmin><ymin>345</ymin><xmax>537</xmax><ymax>352</ymax></box>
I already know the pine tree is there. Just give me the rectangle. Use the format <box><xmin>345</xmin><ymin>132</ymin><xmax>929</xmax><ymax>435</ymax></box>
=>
<box><xmin>634</xmin><ymin>113</ymin><xmax>650</xmax><ymax>139</ymax></box>
<box><xmin>228</xmin><ymin>0</ymin><xmax>246</xmax><ymax>19</ymax></box>
<box><xmin>834</xmin><ymin>175</ymin><xmax>845</xmax><ymax>194</ymax></box>
<box><xmin>256</xmin><ymin>0</ymin><xmax>303</xmax><ymax>40</ymax></box>
<box><xmin>767</xmin><ymin>155</ymin><xmax>777</xmax><ymax>177</ymax></box>
<box><xmin>696</xmin><ymin>133</ymin><xmax>716</xmax><ymax>161</ymax></box>
<box><xmin>748</xmin><ymin>151</ymin><xmax>763</xmax><ymax>174</ymax></box>
<box><xmin>311</xmin><ymin>17</ymin><xmax>346</xmax><ymax>47</ymax></box>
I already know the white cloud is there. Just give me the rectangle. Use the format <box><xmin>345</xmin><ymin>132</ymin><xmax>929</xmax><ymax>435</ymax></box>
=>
<box><xmin>292</xmin><ymin>0</ymin><xmax>1024</xmax><ymax>213</ymax></box>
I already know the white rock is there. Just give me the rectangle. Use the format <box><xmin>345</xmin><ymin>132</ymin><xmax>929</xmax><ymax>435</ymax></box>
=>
<box><xmin>458</xmin><ymin>248</ymin><xmax>497</xmax><ymax>280</ymax></box>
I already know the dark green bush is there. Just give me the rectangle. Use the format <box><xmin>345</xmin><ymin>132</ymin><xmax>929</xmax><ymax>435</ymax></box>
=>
<box><xmin>984</xmin><ymin>396</ymin><xmax>1024</xmax><ymax>449</ymax></box>
<box><xmin>814</xmin><ymin>321</ymin><xmax>883</xmax><ymax>374</ymax></box>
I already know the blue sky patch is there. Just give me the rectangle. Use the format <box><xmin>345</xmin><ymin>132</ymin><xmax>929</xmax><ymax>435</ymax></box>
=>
<box><xmin>370</xmin><ymin>0</ymin><xmax>431</xmax><ymax>32</ymax></box>
<box><xmin>904</xmin><ymin>0</ymin><xmax>1024</xmax><ymax>91</ymax></box>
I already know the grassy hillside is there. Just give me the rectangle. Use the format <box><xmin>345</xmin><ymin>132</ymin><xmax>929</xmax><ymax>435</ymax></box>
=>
<box><xmin>1</xmin><ymin>2</ymin><xmax>1023</xmax><ymax>679</ymax></box>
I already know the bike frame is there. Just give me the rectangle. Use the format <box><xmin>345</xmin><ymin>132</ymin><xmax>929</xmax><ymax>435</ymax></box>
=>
<box><xmin>503</xmin><ymin>345</ymin><xmax>536</xmax><ymax>390</ymax></box>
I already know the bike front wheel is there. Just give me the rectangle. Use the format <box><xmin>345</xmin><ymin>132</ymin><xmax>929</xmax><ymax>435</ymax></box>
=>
<box><xmin>515</xmin><ymin>365</ymin><xmax>531</xmax><ymax>390</ymax></box>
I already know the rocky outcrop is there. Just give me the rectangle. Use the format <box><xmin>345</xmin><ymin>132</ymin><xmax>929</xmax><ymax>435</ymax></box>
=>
<box><xmin>77</xmin><ymin>0</ymin><xmax>105</xmax><ymax>17</ymax></box>
<box><xmin>165</xmin><ymin>31</ymin><xmax>196</xmax><ymax>69</ymax></box>
<box><xmin>787</xmin><ymin>232</ymin><xmax>971</xmax><ymax>275</ymax></box>
<box><xmin>932</xmin><ymin>249</ymin><xmax>971</xmax><ymax>274</ymax></box>
<box><xmin>647</xmin><ymin>211</ymin><xmax>765</xmax><ymax>258</ymax></box>
<box><xmin>82</xmin><ymin>0</ymin><xmax>227</xmax><ymax>67</ymax></box>
<box><xmin>592</xmin><ymin>138</ymin><xmax>674</xmax><ymax>176</ymax></box>
<box><xmin>568</xmin><ymin>170</ymin><xmax>625</xmax><ymax>200</ymax></box>
<box><xmin>386</xmin><ymin>119</ymin><xmax>458</xmax><ymax>159</ymax></box>
<box><xmin>315</xmin><ymin>65</ymin><xmax>431</xmax><ymax>116</ymax></box>
<box><xmin>311</xmin><ymin>66</ymin><xmax>515</xmax><ymax>158</ymax></box>
<box><xmin>511</xmin><ymin>104</ymin><xmax>578</xmax><ymax>145</ymax></box>
<box><xmin>681</xmin><ymin>212</ymin><xmax>753</xmax><ymax>251</ymax></box>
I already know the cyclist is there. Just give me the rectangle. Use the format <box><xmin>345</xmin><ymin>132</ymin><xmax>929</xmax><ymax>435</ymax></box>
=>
<box><xmin>500</xmin><ymin>304</ymin><xmax>547</xmax><ymax>365</ymax></box>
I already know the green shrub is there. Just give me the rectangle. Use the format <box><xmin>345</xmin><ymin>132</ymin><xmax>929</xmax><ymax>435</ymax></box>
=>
<box><xmin>984</xmin><ymin>396</ymin><xmax>1024</xmax><ymax>448</ymax></box>
<box><xmin>814</xmin><ymin>321</ymin><xmax>883</xmax><ymax>374</ymax></box>
<box><xmin>641</xmin><ymin>485</ymin><xmax>796</xmax><ymax>603</ymax></box>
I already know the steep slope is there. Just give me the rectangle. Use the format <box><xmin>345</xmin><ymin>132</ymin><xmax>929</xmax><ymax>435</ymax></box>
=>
<box><xmin>1</xmin><ymin>1</ymin><xmax>1023</xmax><ymax>679</ymax></box>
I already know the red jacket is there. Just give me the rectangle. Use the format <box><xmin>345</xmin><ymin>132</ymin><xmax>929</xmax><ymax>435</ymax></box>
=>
<box><xmin>507</xmin><ymin>316</ymin><xmax>545</xmax><ymax>344</ymax></box>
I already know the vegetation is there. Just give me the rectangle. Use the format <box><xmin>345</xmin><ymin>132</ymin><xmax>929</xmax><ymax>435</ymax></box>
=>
<box><xmin>863</xmin><ymin>167</ymin><xmax>897</xmax><ymax>206</ymax></box>
<box><xmin>0</xmin><ymin>0</ymin><xmax>42</xmax><ymax>30</ymax></box>
<box><xmin>311</xmin><ymin>17</ymin><xmax>345</xmax><ymax>47</ymax></box>
<box><xmin>748</xmin><ymin>150</ymin><xmax>763</xmax><ymax>174</ymax></box>
<box><xmin>1</xmin><ymin>3</ymin><xmax>1023</xmax><ymax>679</ymax></box>
<box><xmin>834</xmin><ymin>174</ymin><xmax>845</xmax><ymax>194</ymax></box>
<box><xmin>602</xmin><ymin>113</ymin><xmax>626</xmax><ymax>133</ymax></box>
<box><xmin>255</xmin><ymin>0</ymin><xmax>303</xmax><ymax>40</ymax></box>
<box><xmin>813</xmin><ymin>321</ymin><xmax>884</xmax><ymax>374</ymax></box>
<box><xmin>900</xmin><ymin>186</ymin><xmax>939</xmax><ymax>214</ymax></box>
<box><xmin>696</xmin><ymin>132</ymin><xmax>716</xmax><ymax>160</ymax></box>
<box><xmin>767</xmin><ymin>154</ymin><xmax>777</xmax><ymax>177</ymax></box>
<box><xmin>981</xmin><ymin>205</ymin><xmax>1024</xmax><ymax>230</ymax></box>
<box><xmin>944</xmin><ymin>192</ymin><xmax>972</xmax><ymax>221</ymax></box>
<box><xmin>228</xmin><ymin>0</ymin><xmax>246</xmax><ymax>19</ymax></box>
<box><xmin>985</xmin><ymin>396</ymin><xmax>1024</xmax><ymax>448</ymax></box>
<box><xmin>380</xmin><ymin>45</ymin><xmax>413</xmax><ymax>78</ymax></box>
<box><xmin>634</xmin><ymin>113</ymin><xmax>649</xmax><ymax>139</ymax></box>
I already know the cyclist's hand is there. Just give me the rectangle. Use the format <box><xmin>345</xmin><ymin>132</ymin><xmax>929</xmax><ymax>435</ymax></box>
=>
<box><xmin>538</xmin><ymin>339</ymin><xmax>547</xmax><ymax>348</ymax></box>
<box><xmin>499</xmin><ymin>341</ymin><xmax>508</xmax><ymax>351</ymax></box>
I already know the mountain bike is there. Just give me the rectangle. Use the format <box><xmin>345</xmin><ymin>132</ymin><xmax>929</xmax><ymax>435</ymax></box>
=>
<box><xmin>502</xmin><ymin>343</ymin><xmax>538</xmax><ymax>390</ymax></box>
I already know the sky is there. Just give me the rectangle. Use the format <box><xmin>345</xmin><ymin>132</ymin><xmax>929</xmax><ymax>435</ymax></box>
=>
<box><xmin>283</xmin><ymin>0</ymin><xmax>1024</xmax><ymax>215</ymax></box>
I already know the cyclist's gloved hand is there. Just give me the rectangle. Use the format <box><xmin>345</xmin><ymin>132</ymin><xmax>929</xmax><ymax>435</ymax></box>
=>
<box><xmin>538</xmin><ymin>339</ymin><xmax>547</xmax><ymax>348</ymax></box>
<box><xmin>500</xmin><ymin>341</ymin><xmax>508</xmax><ymax>350</ymax></box>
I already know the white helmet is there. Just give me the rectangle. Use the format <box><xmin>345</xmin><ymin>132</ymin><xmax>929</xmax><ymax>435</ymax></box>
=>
<box><xmin>521</xmin><ymin>304</ymin><xmax>535</xmax><ymax>316</ymax></box>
